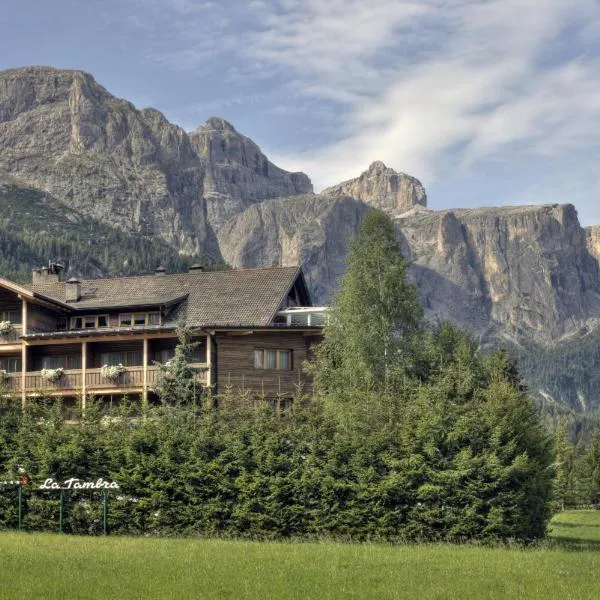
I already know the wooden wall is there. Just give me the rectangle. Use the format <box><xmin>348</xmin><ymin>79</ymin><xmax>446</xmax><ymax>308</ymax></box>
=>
<box><xmin>215</xmin><ymin>331</ymin><xmax>317</xmax><ymax>397</ymax></box>
<box><xmin>28</xmin><ymin>303</ymin><xmax>59</xmax><ymax>333</ymax></box>
<box><xmin>0</xmin><ymin>288</ymin><xmax>20</xmax><ymax>312</ymax></box>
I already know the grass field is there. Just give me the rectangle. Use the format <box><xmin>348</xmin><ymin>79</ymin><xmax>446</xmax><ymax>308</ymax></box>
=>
<box><xmin>0</xmin><ymin>511</ymin><xmax>599</xmax><ymax>600</ymax></box>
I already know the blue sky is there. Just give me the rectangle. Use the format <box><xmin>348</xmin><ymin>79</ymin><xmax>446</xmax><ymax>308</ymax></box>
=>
<box><xmin>2</xmin><ymin>0</ymin><xmax>600</xmax><ymax>224</ymax></box>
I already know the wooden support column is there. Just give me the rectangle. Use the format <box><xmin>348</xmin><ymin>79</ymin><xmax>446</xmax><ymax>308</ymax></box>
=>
<box><xmin>21</xmin><ymin>299</ymin><xmax>27</xmax><ymax>409</ymax></box>
<box><xmin>142</xmin><ymin>336</ymin><xmax>148</xmax><ymax>406</ymax></box>
<box><xmin>81</xmin><ymin>341</ymin><xmax>87</xmax><ymax>412</ymax></box>
<box><xmin>206</xmin><ymin>334</ymin><xmax>212</xmax><ymax>388</ymax></box>
<box><xmin>21</xmin><ymin>344</ymin><xmax>27</xmax><ymax>410</ymax></box>
<box><xmin>21</xmin><ymin>299</ymin><xmax>27</xmax><ymax>335</ymax></box>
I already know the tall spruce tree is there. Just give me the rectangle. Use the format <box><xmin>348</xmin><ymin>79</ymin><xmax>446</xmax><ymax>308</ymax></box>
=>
<box><xmin>154</xmin><ymin>323</ymin><xmax>205</xmax><ymax>406</ymax></box>
<box><xmin>311</xmin><ymin>210</ymin><xmax>422</xmax><ymax>397</ymax></box>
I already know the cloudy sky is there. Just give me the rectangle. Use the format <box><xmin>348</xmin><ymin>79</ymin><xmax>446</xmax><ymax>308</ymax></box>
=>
<box><xmin>2</xmin><ymin>0</ymin><xmax>600</xmax><ymax>223</ymax></box>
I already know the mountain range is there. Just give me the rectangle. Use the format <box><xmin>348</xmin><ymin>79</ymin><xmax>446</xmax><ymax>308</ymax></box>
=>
<box><xmin>1</xmin><ymin>66</ymin><xmax>600</xmax><ymax>415</ymax></box>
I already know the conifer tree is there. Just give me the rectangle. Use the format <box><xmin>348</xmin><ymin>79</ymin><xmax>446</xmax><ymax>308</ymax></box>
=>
<box><xmin>311</xmin><ymin>210</ymin><xmax>422</xmax><ymax>397</ymax></box>
<box><xmin>154</xmin><ymin>323</ymin><xmax>205</xmax><ymax>406</ymax></box>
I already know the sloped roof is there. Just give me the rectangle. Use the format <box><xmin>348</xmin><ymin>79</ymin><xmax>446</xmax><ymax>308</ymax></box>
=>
<box><xmin>29</xmin><ymin>266</ymin><xmax>307</xmax><ymax>327</ymax></box>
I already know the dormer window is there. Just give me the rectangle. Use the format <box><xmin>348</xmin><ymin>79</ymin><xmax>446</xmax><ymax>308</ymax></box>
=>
<box><xmin>119</xmin><ymin>312</ymin><xmax>161</xmax><ymax>328</ymax></box>
<box><xmin>69</xmin><ymin>315</ymin><xmax>109</xmax><ymax>330</ymax></box>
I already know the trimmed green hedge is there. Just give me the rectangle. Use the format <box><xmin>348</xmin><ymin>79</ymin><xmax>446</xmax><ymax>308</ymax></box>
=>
<box><xmin>0</xmin><ymin>374</ymin><xmax>553</xmax><ymax>542</ymax></box>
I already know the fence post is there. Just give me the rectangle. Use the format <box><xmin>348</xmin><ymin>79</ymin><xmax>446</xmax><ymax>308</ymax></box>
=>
<box><xmin>17</xmin><ymin>485</ymin><xmax>22</xmax><ymax>530</ymax></box>
<box><xmin>102</xmin><ymin>490</ymin><xmax>108</xmax><ymax>535</ymax></box>
<box><xmin>59</xmin><ymin>489</ymin><xmax>64</xmax><ymax>533</ymax></box>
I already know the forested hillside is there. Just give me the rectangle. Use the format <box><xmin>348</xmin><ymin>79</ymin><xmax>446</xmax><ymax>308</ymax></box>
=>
<box><xmin>514</xmin><ymin>330</ymin><xmax>600</xmax><ymax>416</ymax></box>
<box><xmin>0</xmin><ymin>184</ymin><xmax>226</xmax><ymax>282</ymax></box>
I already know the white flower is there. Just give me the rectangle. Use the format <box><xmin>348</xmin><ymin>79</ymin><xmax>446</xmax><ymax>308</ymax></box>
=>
<box><xmin>101</xmin><ymin>363</ymin><xmax>126</xmax><ymax>381</ymax></box>
<box><xmin>0</xmin><ymin>321</ymin><xmax>12</xmax><ymax>334</ymax></box>
<box><xmin>41</xmin><ymin>368</ymin><xmax>64</xmax><ymax>382</ymax></box>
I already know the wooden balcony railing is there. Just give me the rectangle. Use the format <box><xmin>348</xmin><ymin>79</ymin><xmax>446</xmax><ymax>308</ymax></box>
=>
<box><xmin>1</xmin><ymin>372</ymin><xmax>21</xmax><ymax>392</ymax></box>
<box><xmin>0</xmin><ymin>325</ymin><xmax>22</xmax><ymax>344</ymax></box>
<box><xmin>0</xmin><ymin>364</ymin><xmax>209</xmax><ymax>395</ymax></box>
<box><xmin>86</xmin><ymin>367</ymin><xmax>145</xmax><ymax>390</ymax></box>
<box><xmin>25</xmin><ymin>369</ymin><xmax>83</xmax><ymax>392</ymax></box>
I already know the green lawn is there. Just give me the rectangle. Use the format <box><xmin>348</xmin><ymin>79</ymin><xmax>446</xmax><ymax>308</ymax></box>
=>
<box><xmin>0</xmin><ymin>512</ymin><xmax>599</xmax><ymax>599</ymax></box>
<box><xmin>549</xmin><ymin>509</ymin><xmax>600</xmax><ymax>549</ymax></box>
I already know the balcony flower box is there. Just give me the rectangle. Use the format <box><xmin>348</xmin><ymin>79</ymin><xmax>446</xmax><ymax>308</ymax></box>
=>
<box><xmin>41</xmin><ymin>368</ymin><xmax>64</xmax><ymax>383</ymax></box>
<box><xmin>101</xmin><ymin>363</ymin><xmax>126</xmax><ymax>382</ymax></box>
<box><xmin>0</xmin><ymin>321</ymin><xmax>13</xmax><ymax>336</ymax></box>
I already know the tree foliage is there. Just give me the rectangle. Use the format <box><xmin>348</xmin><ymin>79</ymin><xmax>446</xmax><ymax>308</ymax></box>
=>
<box><xmin>0</xmin><ymin>185</ymin><xmax>227</xmax><ymax>283</ymax></box>
<box><xmin>0</xmin><ymin>209</ymin><xmax>556</xmax><ymax>541</ymax></box>
<box><xmin>311</xmin><ymin>210</ymin><xmax>422</xmax><ymax>397</ymax></box>
<box><xmin>153</xmin><ymin>324</ymin><xmax>206</xmax><ymax>407</ymax></box>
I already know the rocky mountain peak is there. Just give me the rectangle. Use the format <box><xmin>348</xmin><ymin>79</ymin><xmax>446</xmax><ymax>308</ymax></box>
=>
<box><xmin>0</xmin><ymin>66</ymin><xmax>313</xmax><ymax>255</ymax></box>
<box><xmin>321</xmin><ymin>161</ymin><xmax>427</xmax><ymax>216</ymax></box>
<box><xmin>200</xmin><ymin>117</ymin><xmax>238</xmax><ymax>133</ymax></box>
<box><xmin>367</xmin><ymin>160</ymin><xmax>388</xmax><ymax>173</ymax></box>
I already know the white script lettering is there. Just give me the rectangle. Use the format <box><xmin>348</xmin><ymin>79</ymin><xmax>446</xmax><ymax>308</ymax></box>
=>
<box><xmin>38</xmin><ymin>477</ymin><xmax>119</xmax><ymax>490</ymax></box>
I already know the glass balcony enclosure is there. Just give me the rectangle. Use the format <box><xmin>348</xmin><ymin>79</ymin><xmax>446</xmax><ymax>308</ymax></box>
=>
<box><xmin>274</xmin><ymin>307</ymin><xmax>329</xmax><ymax>327</ymax></box>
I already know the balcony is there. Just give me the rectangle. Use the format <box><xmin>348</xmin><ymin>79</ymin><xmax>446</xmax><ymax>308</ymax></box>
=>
<box><xmin>0</xmin><ymin>325</ymin><xmax>22</xmax><ymax>345</ymax></box>
<box><xmin>274</xmin><ymin>307</ymin><xmax>329</xmax><ymax>327</ymax></box>
<box><xmin>1</xmin><ymin>364</ymin><xmax>209</xmax><ymax>395</ymax></box>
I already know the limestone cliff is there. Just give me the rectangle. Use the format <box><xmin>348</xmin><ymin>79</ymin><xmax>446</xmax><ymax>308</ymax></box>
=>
<box><xmin>217</xmin><ymin>194</ymin><xmax>370</xmax><ymax>302</ymax></box>
<box><xmin>397</xmin><ymin>204</ymin><xmax>600</xmax><ymax>345</ymax></box>
<box><xmin>0</xmin><ymin>67</ymin><xmax>311</xmax><ymax>257</ymax></box>
<box><xmin>586</xmin><ymin>225</ymin><xmax>600</xmax><ymax>263</ymax></box>
<box><xmin>189</xmin><ymin>117</ymin><xmax>312</xmax><ymax>231</ymax></box>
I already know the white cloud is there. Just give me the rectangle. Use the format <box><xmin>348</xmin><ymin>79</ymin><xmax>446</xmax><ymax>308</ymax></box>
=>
<box><xmin>131</xmin><ymin>0</ymin><xmax>600</xmax><ymax>201</ymax></box>
<box><xmin>255</xmin><ymin>0</ymin><xmax>600</xmax><ymax>189</ymax></box>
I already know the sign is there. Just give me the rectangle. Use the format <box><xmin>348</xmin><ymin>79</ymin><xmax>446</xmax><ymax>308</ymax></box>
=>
<box><xmin>39</xmin><ymin>478</ymin><xmax>120</xmax><ymax>491</ymax></box>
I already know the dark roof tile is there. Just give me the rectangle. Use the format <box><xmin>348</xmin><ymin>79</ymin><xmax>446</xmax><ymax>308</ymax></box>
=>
<box><xmin>30</xmin><ymin>267</ymin><xmax>305</xmax><ymax>326</ymax></box>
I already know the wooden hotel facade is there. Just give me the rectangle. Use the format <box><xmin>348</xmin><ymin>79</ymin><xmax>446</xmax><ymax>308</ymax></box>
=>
<box><xmin>0</xmin><ymin>264</ymin><xmax>325</xmax><ymax>407</ymax></box>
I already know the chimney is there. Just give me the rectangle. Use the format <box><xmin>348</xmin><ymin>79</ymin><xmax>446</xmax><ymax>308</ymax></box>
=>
<box><xmin>154</xmin><ymin>266</ymin><xmax>167</xmax><ymax>276</ymax></box>
<box><xmin>189</xmin><ymin>263</ymin><xmax>204</xmax><ymax>273</ymax></box>
<box><xmin>65</xmin><ymin>277</ymin><xmax>81</xmax><ymax>302</ymax></box>
<box><xmin>32</xmin><ymin>262</ymin><xmax>64</xmax><ymax>284</ymax></box>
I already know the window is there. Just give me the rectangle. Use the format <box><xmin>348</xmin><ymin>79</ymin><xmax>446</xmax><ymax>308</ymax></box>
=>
<box><xmin>119</xmin><ymin>312</ymin><xmax>161</xmax><ymax>328</ymax></box>
<box><xmin>119</xmin><ymin>314</ymin><xmax>132</xmax><ymax>327</ymax></box>
<box><xmin>0</xmin><ymin>357</ymin><xmax>21</xmax><ymax>372</ymax></box>
<box><xmin>0</xmin><ymin>310</ymin><xmax>21</xmax><ymax>324</ymax></box>
<box><xmin>154</xmin><ymin>349</ymin><xmax>175</xmax><ymax>364</ymax></box>
<box><xmin>254</xmin><ymin>349</ymin><xmax>292</xmax><ymax>370</ymax></box>
<box><xmin>279</xmin><ymin>351</ymin><xmax>290</xmax><ymax>370</ymax></box>
<box><xmin>266</xmin><ymin>397</ymin><xmax>293</xmax><ymax>412</ymax></box>
<box><xmin>154</xmin><ymin>345</ymin><xmax>205</xmax><ymax>364</ymax></box>
<box><xmin>41</xmin><ymin>355</ymin><xmax>81</xmax><ymax>370</ymax></box>
<box><xmin>100</xmin><ymin>351</ymin><xmax>142</xmax><ymax>367</ymax></box>
<box><xmin>69</xmin><ymin>315</ymin><xmax>109</xmax><ymax>330</ymax></box>
<box><xmin>57</xmin><ymin>317</ymin><xmax>68</xmax><ymax>331</ymax></box>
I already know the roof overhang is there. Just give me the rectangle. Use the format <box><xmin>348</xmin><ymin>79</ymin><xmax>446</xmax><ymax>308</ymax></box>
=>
<box><xmin>0</xmin><ymin>276</ymin><xmax>73</xmax><ymax>313</ymax></box>
<box><xmin>66</xmin><ymin>294</ymin><xmax>189</xmax><ymax>312</ymax></box>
